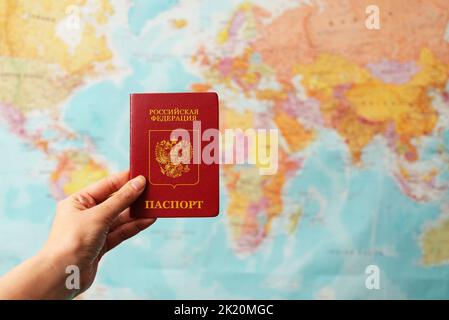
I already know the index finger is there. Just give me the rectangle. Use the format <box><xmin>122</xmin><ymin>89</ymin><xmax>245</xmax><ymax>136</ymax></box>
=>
<box><xmin>73</xmin><ymin>170</ymin><xmax>130</xmax><ymax>205</ymax></box>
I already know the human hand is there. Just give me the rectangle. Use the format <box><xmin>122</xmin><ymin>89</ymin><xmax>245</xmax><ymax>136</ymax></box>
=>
<box><xmin>43</xmin><ymin>171</ymin><xmax>156</xmax><ymax>297</ymax></box>
<box><xmin>0</xmin><ymin>171</ymin><xmax>156</xmax><ymax>299</ymax></box>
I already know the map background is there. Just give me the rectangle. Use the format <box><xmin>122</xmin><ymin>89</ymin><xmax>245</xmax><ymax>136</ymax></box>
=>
<box><xmin>0</xmin><ymin>0</ymin><xmax>449</xmax><ymax>299</ymax></box>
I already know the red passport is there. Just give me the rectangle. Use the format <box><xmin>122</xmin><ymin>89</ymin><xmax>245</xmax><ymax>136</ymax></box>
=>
<box><xmin>130</xmin><ymin>92</ymin><xmax>219</xmax><ymax>218</ymax></box>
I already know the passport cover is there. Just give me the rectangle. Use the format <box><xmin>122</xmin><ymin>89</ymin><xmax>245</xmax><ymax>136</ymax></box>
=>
<box><xmin>130</xmin><ymin>92</ymin><xmax>219</xmax><ymax>218</ymax></box>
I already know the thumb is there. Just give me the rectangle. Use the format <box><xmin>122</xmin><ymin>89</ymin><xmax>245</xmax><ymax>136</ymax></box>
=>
<box><xmin>93</xmin><ymin>175</ymin><xmax>146</xmax><ymax>224</ymax></box>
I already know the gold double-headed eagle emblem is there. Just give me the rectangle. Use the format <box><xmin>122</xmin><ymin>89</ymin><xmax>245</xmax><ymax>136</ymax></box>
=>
<box><xmin>155</xmin><ymin>139</ymin><xmax>193</xmax><ymax>178</ymax></box>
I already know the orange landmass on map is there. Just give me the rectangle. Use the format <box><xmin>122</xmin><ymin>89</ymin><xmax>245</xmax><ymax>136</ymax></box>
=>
<box><xmin>274</xmin><ymin>111</ymin><xmax>315</xmax><ymax>153</ymax></box>
<box><xmin>254</xmin><ymin>0</ymin><xmax>449</xmax><ymax>81</ymax></box>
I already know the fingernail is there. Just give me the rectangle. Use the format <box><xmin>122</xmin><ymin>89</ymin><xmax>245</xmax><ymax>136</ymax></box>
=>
<box><xmin>130</xmin><ymin>176</ymin><xmax>146</xmax><ymax>191</ymax></box>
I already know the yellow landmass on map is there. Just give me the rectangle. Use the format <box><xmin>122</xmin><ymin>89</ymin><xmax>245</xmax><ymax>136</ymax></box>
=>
<box><xmin>225</xmin><ymin>165</ymin><xmax>263</xmax><ymax>238</ymax></box>
<box><xmin>96</xmin><ymin>0</ymin><xmax>114</xmax><ymax>25</ymax></box>
<box><xmin>63</xmin><ymin>161</ymin><xmax>108</xmax><ymax>195</ymax></box>
<box><xmin>262</xmin><ymin>151</ymin><xmax>299</xmax><ymax>233</ymax></box>
<box><xmin>224</xmin><ymin>147</ymin><xmax>299</xmax><ymax>253</ymax></box>
<box><xmin>346</xmin><ymin>84</ymin><xmax>412</xmax><ymax>122</ymax></box>
<box><xmin>296</xmin><ymin>49</ymin><xmax>447</xmax><ymax>162</ymax></box>
<box><xmin>0</xmin><ymin>0</ymin><xmax>114</xmax><ymax>113</ymax></box>
<box><xmin>288</xmin><ymin>208</ymin><xmax>302</xmax><ymax>235</ymax></box>
<box><xmin>222</xmin><ymin>108</ymin><xmax>254</xmax><ymax>130</ymax></box>
<box><xmin>421</xmin><ymin>216</ymin><xmax>449</xmax><ymax>266</ymax></box>
<box><xmin>170</xmin><ymin>19</ymin><xmax>187</xmax><ymax>29</ymax></box>
<box><xmin>294</xmin><ymin>54</ymin><xmax>373</xmax><ymax>98</ymax></box>
<box><xmin>0</xmin><ymin>0</ymin><xmax>113</xmax><ymax>74</ymax></box>
<box><xmin>0</xmin><ymin>56</ymin><xmax>81</xmax><ymax>113</ymax></box>
<box><xmin>255</xmin><ymin>89</ymin><xmax>287</xmax><ymax>101</ymax></box>
<box><xmin>216</xmin><ymin>2</ymin><xmax>268</xmax><ymax>45</ymax></box>
<box><xmin>51</xmin><ymin>150</ymin><xmax>109</xmax><ymax>197</ymax></box>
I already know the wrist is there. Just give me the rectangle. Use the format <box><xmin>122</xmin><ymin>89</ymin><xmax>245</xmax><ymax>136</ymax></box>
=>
<box><xmin>0</xmin><ymin>249</ymin><xmax>78</xmax><ymax>300</ymax></box>
<box><xmin>34</xmin><ymin>248</ymin><xmax>81</xmax><ymax>299</ymax></box>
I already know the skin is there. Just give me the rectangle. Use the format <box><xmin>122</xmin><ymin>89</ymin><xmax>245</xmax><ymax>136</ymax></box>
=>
<box><xmin>0</xmin><ymin>170</ymin><xmax>156</xmax><ymax>299</ymax></box>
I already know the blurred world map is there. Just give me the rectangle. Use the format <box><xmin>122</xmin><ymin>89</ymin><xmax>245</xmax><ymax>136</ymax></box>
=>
<box><xmin>1</xmin><ymin>0</ymin><xmax>449</xmax><ymax>299</ymax></box>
